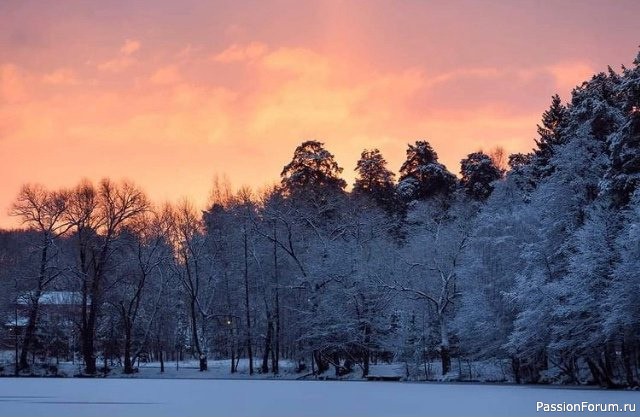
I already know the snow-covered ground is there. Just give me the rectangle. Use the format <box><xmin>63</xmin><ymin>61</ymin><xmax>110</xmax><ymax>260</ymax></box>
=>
<box><xmin>0</xmin><ymin>355</ymin><xmax>512</xmax><ymax>382</ymax></box>
<box><xmin>0</xmin><ymin>378</ymin><xmax>637</xmax><ymax>417</ymax></box>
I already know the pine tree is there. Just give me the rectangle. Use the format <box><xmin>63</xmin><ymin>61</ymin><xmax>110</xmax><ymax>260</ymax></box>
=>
<box><xmin>281</xmin><ymin>140</ymin><xmax>347</xmax><ymax>194</ymax></box>
<box><xmin>397</xmin><ymin>140</ymin><xmax>456</xmax><ymax>201</ymax></box>
<box><xmin>508</xmin><ymin>153</ymin><xmax>533</xmax><ymax>170</ymax></box>
<box><xmin>459</xmin><ymin>152</ymin><xmax>503</xmax><ymax>200</ymax></box>
<box><xmin>353</xmin><ymin>149</ymin><xmax>396</xmax><ymax>209</ymax></box>
<box><xmin>607</xmin><ymin>54</ymin><xmax>640</xmax><ymax>206</ymax></box>
<box><xmin>535</xmin><ymin>94</ymin><xmax>568</xmax><ymax>160</ymax></box>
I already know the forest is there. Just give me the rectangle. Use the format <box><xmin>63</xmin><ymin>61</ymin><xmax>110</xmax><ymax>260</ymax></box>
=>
<box><xmin>0</xmin><ymin>51</ymin><xmax>639</xmax><ymax>388</ymax></box>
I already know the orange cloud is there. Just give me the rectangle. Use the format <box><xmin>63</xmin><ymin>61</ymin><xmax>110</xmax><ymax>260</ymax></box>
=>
<box><xmin>546</xmin><ymin>61</ymin><xmax>594</xmax><ymax>94</ymax></box>
<box><xmin>1</xmin><ymin>64</ymin><xmax>28</xmax><ymax>102</ymax></box>
<box><xmin>120</xmin><ymin>39</ymin><xmax>141</xmax><ymax>56</ymax></box>
<box><xmin>149</xmin><ymin>65</ymin><xmax>182</xmax><ymax>85</ymax></box>
<box><xmin>213</xmin><ymin>42</ymin><xmax>268</xmax><ymax>63</ymax></box>
<box><xmin>42</xmin><ymin>68</ymin><xmax>80</xmax><ymax>85</ymax></box>
<box><xmin>98</xmin><ymin>57</ymin><xmax>135</xmax><ymax>72</ymax></box>
<box><xmin>96</xmin><ymin>39</ymin><xmax>141</xmax><ymax>72</ymax></box>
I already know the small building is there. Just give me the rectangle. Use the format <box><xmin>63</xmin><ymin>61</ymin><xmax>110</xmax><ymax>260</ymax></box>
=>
<box><xmin>2</xmin><ymin>291</ymin><xmax>85</xmax><ymax>360</ymax></box>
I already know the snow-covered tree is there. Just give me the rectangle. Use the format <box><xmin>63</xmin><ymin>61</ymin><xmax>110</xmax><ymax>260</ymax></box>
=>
<box><xmin>281</xmin><ymin>140</ymin><xmax>347</xmax><ymax>195</ymax></box>
<box><xmin>353</xmin><ymin>149</ymin><xmax>396</xmax><ymax>210</ymax></box>
<box><xmin>10</xmin><ymin>184</ymin><xmax>71</xmax><ymax>370</ymax></box>
<box><xmin>459</xmin><ymin>152</ymin><xmax>503</xmax><ymax>200</ymax></box>
<box><xmin>65</xmin><ymin>179</ymin><xmax>149</xmax><ymax>375</ymax></box>
<box><xmin>397</xmin><ymin>140</ymin><xmax>457</xmax><ymax>201</ymax></box>
<box><xmin>168</xmin><ymin>200</ymin><xmax>216</xmax><ymax>371</ymax></box>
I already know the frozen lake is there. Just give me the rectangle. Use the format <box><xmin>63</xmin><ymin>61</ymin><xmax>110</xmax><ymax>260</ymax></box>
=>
<box><xmin>0</xmin><ymin>378</ymin><xmax>637</xmax><ymax>417</ymax></box>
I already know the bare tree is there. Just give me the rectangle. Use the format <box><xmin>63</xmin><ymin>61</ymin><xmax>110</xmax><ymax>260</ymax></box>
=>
<box><xmin>168</xmin><ymin>200</ymin><xmax>216</xmax><ymax>371</ymax></box>
<box><xmin>65</xmin><ymin>179</ymin><xmax>149</xmax><ymax>375</ymax></box>
<box><xmin>488</xmin><ymin>146</ymin><xmax>508</xmax><ymax>173</ymax></box>
<box><xmin>237</xmin><ymin>187</ymin><xmax>255</xmax><ymax>375</ymax></box>
<box><xmin>114</xmin><ymin>208</ymin><xmax>172</xmax><ymax>374</ymax></box>
<box><xmin>10</xmin><ymin>184</ymin><xmax>72</xmax><ymax>370</ymax></box>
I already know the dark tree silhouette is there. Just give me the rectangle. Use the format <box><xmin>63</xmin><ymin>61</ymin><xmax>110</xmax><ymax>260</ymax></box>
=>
<box><xmin>353</xmin><ymin>149</ymin><xmax>396</xmax><ymax>209</ymax></box>
<box><xmin>397</xmin><ymin>140</ymin><xmax>456</xmax><ymax>201</ymax></box>
<box><xmin>460</xmin><ymin>152</ymin><xmax>503</xmax><ymax>200</ymax></box>
<box><xmin>281</xmin><ymin>140</ymin><xmax>346</xmax><ymax>194</ymax></box>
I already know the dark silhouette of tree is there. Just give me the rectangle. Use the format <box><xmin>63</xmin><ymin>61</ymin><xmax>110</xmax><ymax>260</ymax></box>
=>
<box><xmin>397</xmin><ymin>140</ymin><xmax>456</xmax><ymax>201</ymax></box>
<box><xmin>66</xmin><ymin>179</ymin><xmax>149</xmax><ymax>375</ymax></box>
<box><xmin>535</xmin><ymin>94</ymin><xmax>568</xmax><ymax>160</ymax></box>
<box><xmin>460</xmin><ymin>152</ymin><xmax>503</xmax><ymax>200</ymax></box>
<box><xmin>508</xmin><ymin>153</ymin><xmax>533</xmax><ymax>170</ymax></box>
<box><xmin>353</xmin><ymin>149</ymin><xmax>396</xmax><ymax>209</ymax></box>
<box><xmin>281</xmin><ymin>140</ymin><xmax>346</xmax><ymax>194</ymax></box>
<box><xmin>10</xmin><ymin>184</ymin><xmax>71</xmax><ymax>370</ymax></box>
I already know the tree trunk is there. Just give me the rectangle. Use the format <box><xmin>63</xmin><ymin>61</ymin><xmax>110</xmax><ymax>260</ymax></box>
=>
<box><xmin>19</xmin><ymin>294</ymin><xmax>41</xmax><ymax>370</ymax></box>
<box><xmin>261</xmin><ymin>310</ymin><xmax>273</xmax><ymax>373</ymax></box>
<box><xmin>81</xmin><ymin>312</ymin><xmax>97</xmax><ymax>375</ymax></box>
<box><xmin>230</xmin><ymin>325</ymin><xmax>236</xmax><ymax>373</ymax></box>
<box><xmin>271</xmin><ymin>222</ymin><xmax>280</xmax><ymax>375</ymax></box>
<box><xmin>439</xmin><ymin>315</ymin><xmax>451</xmax><ymax>375</ymax></box>
<box><xmin>199</xmin><ymin>355</ymin><xmax>208</xmax><ymax>371</ymax></box>
<box><xmin>243</xmin><ymin>226</ymin><xmax>254</xmax><ymax>375</ymax></box>
<box><xmin>586</xmin><ymin>357</ymin><xmax>603</xmax><ymax>386</ymax></box>
<box><xmin>604</xmin><ymin>344</ymin><xmax>615</xmax><ymax>384</ymax></box>
<box><xmin>333</xmin><ymin>351</ymin><xmax>341</xmax><ymax>377</ymax></box>
<box><xmin>511</xmin><ymin>356</ymin><xmax>522</xmax><ymax>384</ymax></box>
<box><xmin>313</xmin><ymin>350</ymin><xmax>329</xmax><ymax>374</ymax></box>
<box><xmin>14</xmin><ymin>301</ymin><xmax>19</xmax><ymax>376</ymax></box>
<box><xmin>123</xmin><ymin>323</ymin><xmax>133</xmax><ymax>374</ymax></box>
<box><xmin>362</xmin><ymin>322</ymin><xmax>371</xmax><ymax>378</ymax></box>
<box><xmin>20</xmin><ymin>242</ymin><xmax>49</xmax><ymax>370</ymax></box>
<box><xmin>189</xmin><ymin>298</ymin><xmax>206</xmax><ymax>371</ymax></box>
<box><xmin>587</xmin><ymin>356</ymin><xmax>613</xmax><ymax>387</ymax></box>
<box><xmin>621</xmin><ymin>339</ymin><xmax>635</xmax><ymax>387</ymax></box>
<box><xmin>82</xmin><ymin>244</ymin><xmax>111</xmax><ymax>375</ymax></box>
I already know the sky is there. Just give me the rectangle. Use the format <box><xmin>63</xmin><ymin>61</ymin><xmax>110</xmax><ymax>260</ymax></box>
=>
<box><xmin>1</xmin><ymin>0</ymin><xmax>639</xmax><ymax>228</ymax></box>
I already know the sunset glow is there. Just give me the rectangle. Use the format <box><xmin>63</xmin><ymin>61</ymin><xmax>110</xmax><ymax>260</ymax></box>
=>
<box><xmin>1</xmin><ymin>0</ymin><xmax>639</xmax><ymax>228</ymax></box>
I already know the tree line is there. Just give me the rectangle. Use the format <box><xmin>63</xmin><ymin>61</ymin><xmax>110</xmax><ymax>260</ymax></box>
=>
<box><xmin>1</xmin><ymin>51</ymin><xmax>639</xmax><ymax>386</ymax></box>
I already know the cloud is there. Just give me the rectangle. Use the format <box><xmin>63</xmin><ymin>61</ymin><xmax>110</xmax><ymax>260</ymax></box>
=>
<box><xmin>120</xmin><ymin>39</ymin><xmax>141</xmax><ymax>56</ymax></box>
<box><xmin>213</xmin><ymin>42</ymin><xmax>268</xmax><ymax>63</ymax></box>
<box><xmin>423</xmin><ymin>68</ymin><xmax>503</xmax><ymax>89</ymax></box>
<box><xmin>149</xmin><ymin>65</ymin><xmax>181</xmax><ymax>85</ymax></box>
<box><xmin>97</xmin><ymin>57</ymin><xmax>135</xmax><ymax>72</ymax></box>
<box><xmin>546</xmin><ymin>61</ymin><xmax>594</xmax><ymax>93</ymax></box>
<box><xmin>42</xmin><ymin>68</ymin><xmax>79</xmax><ymax>85</ymax></box>
<box><xmin>259</xmin><ymin>47</ymin><xmax>333</xmax><ymax>78</ymax></box>
<box><xmin>1</xmin><ymin>64</ymin><xmax>29</xmax><ymax>102</ymax></box>
<box><xmin>96</xmin><ymin>39</ymin><xmax>141</xmax><ymax>72</ymax></box>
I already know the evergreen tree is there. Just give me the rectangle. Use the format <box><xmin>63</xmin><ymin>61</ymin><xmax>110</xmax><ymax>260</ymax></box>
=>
<box><xmin>459</xmin><ymin>151</ymin><xmax>503</xmax><ymax>200</ymax></box>
<box><xmin>535</xmin><ymin>94</ymin><xmax>568</xmax><ymax>160</ymax></box>
<box><xmin>508</xmin><ymin>153</ymin><xmax>533</xmax><ymax>170</ymax></box>
<box><xmin>397</xmin><ymin>140</ymin><xmax>456</xmax><ymax>201</ymax></box>
<box><xmin>353</xmin><ymin>149</ymin><xmax>396</xmax><ymax>209</ymax></box>
<box><xmin>606</xmin><ymin>52</ymin><xmax>640</xmax><ymax>206</ymax></box>
<box><xmin>281</xmin><ymin>140</ymin><xmax>347</xmax><ymax>194</ymax></box>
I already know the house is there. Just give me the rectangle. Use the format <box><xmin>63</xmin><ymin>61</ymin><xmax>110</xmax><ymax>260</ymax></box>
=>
<box><xmin>2</xmin><ymin>291</ymin><xmax>85</xmax><ymax>357</ymax></box>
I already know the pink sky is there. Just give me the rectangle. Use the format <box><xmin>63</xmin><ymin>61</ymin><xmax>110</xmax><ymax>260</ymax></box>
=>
<box><xmin>1</xmin><ymin>0</ymin><xmax>639</xmax><ymax>228</ymax></box>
